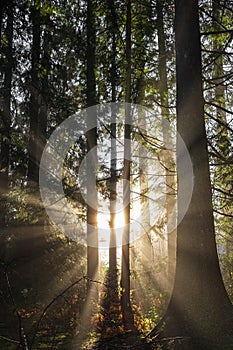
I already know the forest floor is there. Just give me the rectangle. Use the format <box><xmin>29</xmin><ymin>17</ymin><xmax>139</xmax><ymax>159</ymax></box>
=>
<box><xmin>70</xmin><ymin>328</ymin><xmax>189</xmax><ymax>350</ymax></box>
<box><xmin>83</xmin><ymin>332</ymin><xmax>151</xmax><ymax>350</ymax></box>
<box><xmin>88</xmin><ymin>335</ymin><xmax>189</xmax><ymax>350</ymax></box>
<box><xmin>68</xmin><ymin>329</ymin><xmax>169</xmax><ymax>350</ymax></box>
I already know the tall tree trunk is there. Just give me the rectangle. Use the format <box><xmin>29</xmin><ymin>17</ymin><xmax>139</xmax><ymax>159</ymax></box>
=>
<box><xmin>120</xmin><ymin>0</ymin><xmax>134</xmax><ymax>330</ymax></box>
<box><xmin>133</xmin><ymin>3</ymin><xmax>153</xmax><ymax>268</ymax></box>
<box><xmin>25</xmin><ymin>3</ymin><xmax>49</xmax><ymax>289</ymax></box>
<box><xmin>136</xmin><ymin>75</ymin><xmax>153</xmax><ymax>273</ymax></box>
<box><xmin>133</xmin><ymin>73</ymin><xmax>155</xmax><ymax>311</ymax></box>
<box><xmin>38</xmin><ymin>15</ymin><xmax>50</xmax><ymax>168</ymax></box>
<box><xmin>132</xmin><ymin>1</ymin><xmax>155</xmax><ymax>305</ymax></box>
<box><xmin>212</xmin><ymin>0</ymin><xmax>232</xmax><ymax>290</ymax></box>
<box><xmin>212</xmin><ymin>0</ymin><xmax>230</xmax><ymax>157</ymax></box>
<box><xmin>150</xmin><ymin>1</ymin><xmax>233</xmax><ymax>348</ymax></box>
<box><xmin>0</xmin><ymin>0</ymin><xmax>13</xmax><ymax>227</ymax></box>
<box><xmin>77</xmin><ymin>3</ymin><xmax>98</xmax><ymax>340</ymax></box>
<box><xmin>156</xmin><ymin>0</ymin><xmax>176</xmax><ymax>290</ymax></box>
<box><xmin>108</xmin><ymin>0</ymin><xmax>117</xmax><ymax>290</ymax></box>
<box><xmin>86</xmin><ymin>0</ymin><xmax>98</xmax><ymax>299</ymax></box>
<box><xmin>28</xmin><ymin>4</ymin><xmax>41</xmax><ymax>183</ymax></box>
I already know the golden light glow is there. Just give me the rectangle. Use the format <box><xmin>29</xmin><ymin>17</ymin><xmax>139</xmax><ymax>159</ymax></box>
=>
<box><xmin>97</xmin><ymin>210</ymin><xmax>127</xmax><ymax>230</ymax></box>
<box><xmin>97</xmin><ymin>212</ymin><xmax>110</xmax><ymax>230</ymax></box>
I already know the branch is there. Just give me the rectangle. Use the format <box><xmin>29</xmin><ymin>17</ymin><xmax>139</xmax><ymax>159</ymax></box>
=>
<box><xmin>216</xmin><ymin>233</ymin><xmax>233</xmax><ymax>243</ymax></box>
<box><xmin>214</xmin><ymin>209</ymin><xmax>233</xmax><ymax>218</ymax></box>
<box><xmin>213</xmin><ymin>186</ymin><xmax>233</xmax><ymax>198</ymax></box>
<box><xmin>201</xmin><ymin>29</ymin><xmax>233</xmax><ymax>36</ymax></box>
<box><xmin>100</xmin><ymin>120</ymin><xmax>124</xmax><ymax>147</ymax></box>
<box><xmin>199</xmin><ymin>6</ymin><xmax>230</xmax><ymax>32</ymax></box>
<box><xmin>0</xmin><ymin>335</ymin><xmax>19</xmax><ymax>344</ymax></box>
<box><xmin>208</xmin><ymin>143</ymin><xmax>233</xmax><ymax>165</ymax></box>
<box><xmin>29</xmin><ymin>276</ymin><xmax>85</xmax><ymax>349</ymax></box>
<box><xmin>201</xmin><ymin>48</ymin><xmax>233</xmax><ymax>56</ymax></box>
<box><xmin>29</xmin><ymin>276</ymin><xmax>117</xmax><ymax>349</ymax></box>
<box><xmin>206</xmin><ymin>101</ymin><xmax>233</xmax><ymax>116</ymax></box>
<box><xmin>202</xmin><ymin>34</ymin><xmax>233</xmax><ymax>69</ymax></box>
<box><xmin>205</xmin><ymin>110</ymin><xmax>233</xmax><ymax>133</ymax></box>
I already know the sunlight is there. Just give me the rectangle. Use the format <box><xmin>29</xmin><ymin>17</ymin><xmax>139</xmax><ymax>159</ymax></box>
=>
<box><xmin>97</xmin><ymin>212</ymin><xmax>110</xmax><ymax>230</ymax></box>
<box><xmin>97</xmin><ymin>210</ymin><xmax>126</xmax><ymax>230</ymax></box>
<box><xmin>97</xmin><ymin>210</ymin><xmax>124</xmax><ymax>251</ymax></box>
<box><xmin>97</xmin><ymin>198</ymin><xmax>142</xmax><ymax>254</ymax></box>
<box><xmin>98</xmin><ymin>210</ymin><xmax>125</xmax><ymax>265</ymax></box>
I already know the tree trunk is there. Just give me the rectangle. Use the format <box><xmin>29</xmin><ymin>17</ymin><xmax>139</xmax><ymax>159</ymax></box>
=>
<box><xmin>212</xmin><ymin>0</ymin><xmax>232</xmax><ymax>298</ymax></box>
<box><xmin>38</xmin><ymin>14</ymin><xmax>50</xmax><ymax>167</ymax></box>
<box><xmin>28</xmin><ymin>4</ymin><xmax>41</xmax><ymax>183</ymax></box>
<box><xmin>77</xmin><ymin>3</ymin><xmax>98</xmax><ymax>339</ymax></box>
<box><xmin>0</xmin><ymin>0</ymin><xmax>13</xmax><ymax>227</ymax></box>
<box><xmin>86</xmin><ymin>0</ymin><xmax>98</xmax><ymax>299</ymax></box>
<box><xmin>212</xmin><ymin>0</ymin><xmax>230</xmax><ymax>158</ymax></box>
<box><xmin>150</xmin><ymin>1</ymin><xmax>233</xmax><ymax>348</ymax></box>
<box><xmin>108</xmin><ymin>0</ymin><xmax>118</xmax><ymax>291</ymax></box>
<box><xmin>136</xmin><ymin>75</ymin><xmax>153</xmax><ymax>273</ymax></box>
<box><xmin>120</xmin><ymin>0</ymin><xmax>134</xmax><ymax>330</ymax></box>
<box><xmin>156</xmin><ymin>0</ymin><xmax>176</xmax><ymax>290</ymax></box>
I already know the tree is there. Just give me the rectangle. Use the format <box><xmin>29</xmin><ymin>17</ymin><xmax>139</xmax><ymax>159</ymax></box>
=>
<box><xmin>108</xmin><ymin>0</ymin><xmax>118</xmax><ymax>291</ymax></box>
<box><xmin>120</xmin><ymin>0</ymin><xmax>134</xmax><ymax>330</ymax></box>
<box><xmin>156</xmin><ymin>0</ymin><xmax>176</xmax><ymax>289</ymax></box>
<box><xmin>1</xmin><ymin>0</ymin><xmax>232</xmax><ymax>347</ymax></box>
<box><xmin>38</xmin><ymin>4</ymin><xmax>50</xmax><ymax>172</ymax></box>
<box><xmin>149</xmin><ymin>0</ymin><xmax>233</xmax><ymax>348</ymax></box>
<box><xmin>27</xmin><ymin>3</ymin><xmax>41</xmax><ymax>183</ymax></box>
<box><xmin>0</xmin><ymin>0</ymin><xmax>13</xmax><ymax>227</ymax></box>
<box><xmin>211</xmin><ymin>0</ymin><xmax>233</xmax><ymax>303</ymax></box>
<box><xmin>134</xmin><ymin>0</ymin><xmax>153</xmax><ymax>275</ymax></box>
<box><xmin>27</xmin><ymin>1</ymin><xmax>49</xmax><ymax>184</ymax></box>
<box><xmin>86</xmin><ymin>0</ymin><xmax>99</xmax><ymax>298</ymax></box>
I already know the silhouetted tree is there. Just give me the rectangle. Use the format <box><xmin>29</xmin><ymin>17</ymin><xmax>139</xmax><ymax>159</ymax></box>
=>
<box><xmin>150</xmin><ymin>1</ymin><xmax>233</xmax><ymax>348</ymax></box>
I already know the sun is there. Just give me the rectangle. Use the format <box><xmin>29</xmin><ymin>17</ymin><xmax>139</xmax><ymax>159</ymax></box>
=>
<box><xmin>97</xmin><ymin>210</ymin><xmax>125</xmax><ymax>250</ymax></box>
<box><xmin>97</xmin><ymin>193</ymin><xmax>142</xmax><ymax>243</ymax></box>
<box><xmin>97</xmin><ymin>210</ymin><xmax>126</xmax><ymax>230</ymax></box>
<box><xmin>97</xmin><ymin>212</ymin><xmax>110</xmax><ymax>229</ymax></box>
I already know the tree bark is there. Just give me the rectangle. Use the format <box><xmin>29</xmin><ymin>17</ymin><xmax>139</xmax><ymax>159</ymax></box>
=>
<box><xmin>86</xmin><ymin>0</ymin><xmax>98</xmax><ymax>299</ymax></box>
<box><xmin>28</xmin><ymin>4</ymin><xmax>41</xmax><ymax>183</ymax></box>
<box><xmin>38</xmin><ymin>13</ymin><xmax>50</xmax><ymax>165</ymax></box>
<box><xmin>120</xmin><ymin>0</ymin><xmax>134</xmax><ymax>330</ymax></box>
<box><xmin>150</xmin><ymin>1</ymin><xmax>233</xmax><ymax>348</ymax></box>
<box><xmin>135</xmin><ymin>75</ymin><xmax>153</xmax><ymax>274</ymax></box>
<box><xmin>108</xmin><ymin>0</ymin><xmax>117</xmax><ymax>291</ymax></box>
<box><xmin>156</xmin><ymin>0</ymin><xmax>176</xmax><ymax>290</ymax></box>
<box><xmin>0</xmin><ymin>0</ymin><xmax>13</xmax><ymax>227</ymax></box>
<box><xmin>212</xmin><ymin>0</ymin><xmax>232</xmax><ymax>299</ymax></box>
<box><xmin>212</xmin><ymin>0</ymin><xmax>230</xmax><ymax>158</ymax></box>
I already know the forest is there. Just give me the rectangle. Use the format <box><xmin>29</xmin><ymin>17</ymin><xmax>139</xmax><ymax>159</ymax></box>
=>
<box><xmin>0</xmin><ymin>0</ymin><xmax>233</xmax><ymax>349</ymax></box>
